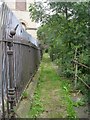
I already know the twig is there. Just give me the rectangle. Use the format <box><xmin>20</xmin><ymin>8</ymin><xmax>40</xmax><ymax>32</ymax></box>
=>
<box><xmin>77</xmin><ymin>75</ymin><xmax>90</xmax><ymax>89</ymax></box>
<box><xmin>72</xmin><ymin>60</ymin><xmax>90</xmax><ymax>70</ymax></box>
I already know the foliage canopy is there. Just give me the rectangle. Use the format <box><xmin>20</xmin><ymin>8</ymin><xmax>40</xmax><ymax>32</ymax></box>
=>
<box><xmin>29</xmin><ymin>1</ymin><xmax>90</xmax><ymax>95</ymax></box>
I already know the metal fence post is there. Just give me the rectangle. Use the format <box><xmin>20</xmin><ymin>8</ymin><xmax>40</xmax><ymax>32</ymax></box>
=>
<box><xmin>7</xmin><ymin>41</ymin><xmax>15</xmax><ymax>118</ymax></box>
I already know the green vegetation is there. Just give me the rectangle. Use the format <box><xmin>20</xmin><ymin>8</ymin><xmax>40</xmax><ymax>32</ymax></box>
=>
<box><xmin>61</xmin><ymin>80</ymin><xmax>76</xmax><ymax>118</ymax></box>
<box><xmin>73</xmin><ymin>98</ymin><xmax>85</xmax><ymax>107</ymax></box>
<box><xmin>29</xmin><ymin>1</ymin><xmax>90</xmax><ymax>99</ymax></box>
<box><xmin>28</xmin><ymin>53</ymin><xmax>77</xmax><ymax>118</ymax></box>
<box><xmin>28</xmin><ymin>81</ymin><xmax>44</xmax><ymax>118</ymax></box>
<box><xmin>22</xmin><ymin>91</ymin><xmax>28</xmax><ymax>99</ymax></box>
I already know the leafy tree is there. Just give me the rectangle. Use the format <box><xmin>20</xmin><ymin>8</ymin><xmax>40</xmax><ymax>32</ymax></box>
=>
<box><xmin>29</xmin><ymin>1</ymin><xmax>90</xmax><ymax>95</ymax></box>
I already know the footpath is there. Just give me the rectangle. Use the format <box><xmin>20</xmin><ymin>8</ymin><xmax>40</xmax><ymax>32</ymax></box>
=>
<box><xmin>28</xmin><ymin>53</ymin><xmax>76</xmax><ymax>118</ymax></box>
<box><xmin>16</xmin><ymin>53</ymin><xmax>89</xmax><ymax>118</ymax></box>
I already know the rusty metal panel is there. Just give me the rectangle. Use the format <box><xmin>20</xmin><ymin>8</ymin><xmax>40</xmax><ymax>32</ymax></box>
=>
<box><xmin>0</xmin><ymin>42</ymin><xmax>2</xmax><ymax>113</ymax></box>
<box><xmin>12</xmin><ymin>43</ymin><xmax>38</xmax><ymax>99</ymax></box>
<box><xmin>0</xmin><ymin>41</ymin><xmax>9</xmax><ymax>117</ymax></box>
<box><xmin>0</xmin><ymin>2</ymin><xmax>41</xmax><ymax>118</ymax></box>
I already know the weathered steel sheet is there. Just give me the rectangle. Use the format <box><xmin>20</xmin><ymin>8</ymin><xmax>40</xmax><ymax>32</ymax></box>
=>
<box><xmin>0</xmin><ymin>2</ymin><xmax>42</xmax><ymax>118</ymax></box>
<box><xmin>0</xmin><ymin>42</ymin><xmax>2</xmax><ymax>113</ymax></box>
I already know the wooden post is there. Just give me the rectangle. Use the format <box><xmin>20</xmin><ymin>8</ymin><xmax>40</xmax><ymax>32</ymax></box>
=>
<box><xmin>74</xmin><ymin>48</ymin><xmax>78</xmax><ymax>89</ymax></box>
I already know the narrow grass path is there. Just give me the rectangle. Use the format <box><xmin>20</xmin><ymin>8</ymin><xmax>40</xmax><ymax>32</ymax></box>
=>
<box><xmin>28</xmin><ymin>53</ymin><xmax>76</xmax><ymax>118</ymax></box>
